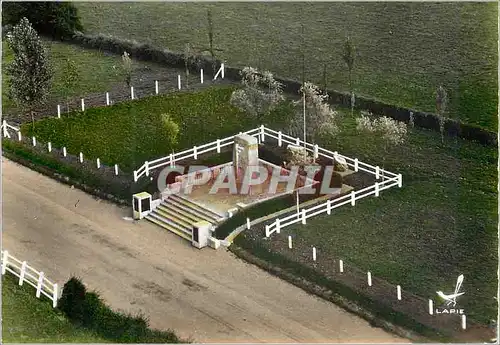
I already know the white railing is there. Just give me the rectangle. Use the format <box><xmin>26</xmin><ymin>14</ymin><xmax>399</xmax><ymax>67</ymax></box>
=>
<box><xmin>133</xmin><ymin>127</ymin><xmax>261</xmax><ymax>181</ymax></box>
<box><xmin>265</xmin><ymin>174</ymin><xmax>402</xmax><ymax>237</ymax></box>
<box><xmin>1</xmin><ymin>250</ymin><xmax>60</xmax><ymax>308</ymax></box>
<box><xmin>1</xmin><ymin>120</ymin><xmax>20</xmax><ymax>139</ymax></box>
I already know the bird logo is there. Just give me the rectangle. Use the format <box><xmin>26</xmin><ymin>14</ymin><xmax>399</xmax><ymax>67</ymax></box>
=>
<box><xmin>436</xmin><ymin>275</ymin><xmax>464</xmax><ymax>307</ymax></box>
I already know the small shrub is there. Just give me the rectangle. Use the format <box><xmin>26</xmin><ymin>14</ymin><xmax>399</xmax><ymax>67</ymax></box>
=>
<box><xmin>58</xmin><ymin>276</ymin><xmax>87</xmax><ymax>322</ymax></box>
<box><xmin>81</xmin><ymin>291</ymin><xmax>102</xmax><ymax>328</ymax></box>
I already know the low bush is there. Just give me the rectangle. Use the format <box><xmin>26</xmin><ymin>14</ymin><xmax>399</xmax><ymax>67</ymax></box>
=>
<box><xmin>58</xmin><ymin>276</ymin><xmax>183</xmax><ymax>343</ymax></box>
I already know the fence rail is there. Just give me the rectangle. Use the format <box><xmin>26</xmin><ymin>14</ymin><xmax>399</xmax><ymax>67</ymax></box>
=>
<box><xmin>1</xmin><ymin>250</ymin><xmax>59</xmax><ymax>308</ymax></box>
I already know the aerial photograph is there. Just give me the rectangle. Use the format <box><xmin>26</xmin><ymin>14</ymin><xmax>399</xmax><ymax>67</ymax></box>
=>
<box><xmin>1</xmin><ymin>1</ymin><xmax>498</xmax><ymax>343</ymax></box>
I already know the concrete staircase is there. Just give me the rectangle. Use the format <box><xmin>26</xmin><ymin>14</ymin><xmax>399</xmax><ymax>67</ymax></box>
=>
<box><xmin>145</xmin><ymin>194</ymin><xmax>224</xmax><ymax>241</ymax></box>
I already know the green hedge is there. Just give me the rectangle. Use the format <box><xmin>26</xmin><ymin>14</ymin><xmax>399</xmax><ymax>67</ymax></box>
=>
<box><xmin>58</xmin><ymin>277</ymin><xmax>184</xmax><ymax>343</ymax></box>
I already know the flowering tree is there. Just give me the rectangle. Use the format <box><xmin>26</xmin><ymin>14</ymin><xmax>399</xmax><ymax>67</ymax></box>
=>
<box><xmin>230</xmin><ymin>66</ymin><xmax>285</xmax><ymax>121</ymax></box>
<box><xmin>356</xmin><ymin>110</ymin><xmax>407</xmax><ymax>178</ymax></box>
<box><xmin>291</xmin><ymin>82</ymin><xmax>339</xmax><ymax>144</ymax></box>
<box><xmin>436</xmin><ymin>85</ymin><xmax>448</xmax><ymax>144</ymax></box>
<box><xmin>6</xmin><ymin>17</ymin><xmax>53</xmax><ymax>129</ymax></box>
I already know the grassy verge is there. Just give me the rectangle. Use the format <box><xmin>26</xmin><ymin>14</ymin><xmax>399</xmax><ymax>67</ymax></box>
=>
<box><xmin>20</xmin><ymin>86</ymin><xmax>255</xmax><ymax>172</ymax></box>
<box><xmin>76</xmin><ymin>2</ymin><xmax>498</xmax><ymax>130</ymax></box>
<box><xmin>2</xmin><ymin>273</ymin><xmax>107</xmax><ymax>343</ymax></box>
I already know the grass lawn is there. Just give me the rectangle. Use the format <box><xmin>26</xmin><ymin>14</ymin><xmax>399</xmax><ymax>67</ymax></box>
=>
<box><xmin>20</xmin><ymin>86</ymin><xmax>255</xmax><ymax>172</ymax></box>
<box><xmin>76</xmin><ymin>2</ymin><xmax>498</xmax><ymax>130</ymax></box>
<box><xmin>1</xmin><ymin>273</ymin><xmax>107</xmax><ymax>343</ymax></box>
<box><xmin>22</xmin><ymin>86</ymin><xmax>497</xmax><ymax>325</ymax></box>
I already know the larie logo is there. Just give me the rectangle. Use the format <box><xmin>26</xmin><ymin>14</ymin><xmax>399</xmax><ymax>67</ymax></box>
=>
<box><xmin>435</xmin><ymin>274</ymin><xmax>465</xmax><ymax>315</ymax></box>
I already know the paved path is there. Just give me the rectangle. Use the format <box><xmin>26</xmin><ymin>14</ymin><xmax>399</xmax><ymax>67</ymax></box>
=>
<box><xmin>1</xmin><ymin>158</ymin><xmax>408</xmax><ymax>343</ymax></box>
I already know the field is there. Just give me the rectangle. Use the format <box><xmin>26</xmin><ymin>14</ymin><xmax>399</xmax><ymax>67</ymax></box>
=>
<box><xmin>76</xmin><ymin>2</ymin><xmax>498</xmax><ymax>130</ymax></box>
<box><xmin>21</xmin><ymin>85</ymin><xmax>497</xmax><ymax>325</ymax></box>
<box><xmin>2</xmin><ymin>273</ymin><xmax>107</xmax><ymax>343</ymax></box>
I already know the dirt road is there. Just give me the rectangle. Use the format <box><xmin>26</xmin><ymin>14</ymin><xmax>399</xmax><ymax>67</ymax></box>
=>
<box><xmin>1</xmin><ymin>158</ymin><xmax>407</xmax><ymax>343</ymax></box>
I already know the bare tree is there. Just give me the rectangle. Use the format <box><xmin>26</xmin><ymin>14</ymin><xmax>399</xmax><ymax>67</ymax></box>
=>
<box><xmin>122</xmin><ymin>51</ymin><xmax>132</xmax><ymax>88</ymax></box>
<box><xmin>342</xmin><ymin>36</ymin><xmax>356</xmax><ymax>115</ymax></box>
<box><xmin>436</xmin><ymin>85</ymin><xmax>448</xmax><ymax>144</ymax></box>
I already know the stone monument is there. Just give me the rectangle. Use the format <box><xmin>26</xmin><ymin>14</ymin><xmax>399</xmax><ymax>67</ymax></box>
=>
<box><xmin>233</xmin><ymin>133</ymin><xmax>259</xmax><ymax>182</ymax></box>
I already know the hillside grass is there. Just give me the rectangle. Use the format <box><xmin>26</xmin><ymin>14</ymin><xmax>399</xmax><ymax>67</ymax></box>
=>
<box><xmin>21</xmin><ymin>86</ymin><xmax>497</xmax><ymax>325</ymax></box>
<box><xmin>76</xmin><ymin>2</ymin><xmax>498</xmax><ymax>130</ymax></box>
<box><xmin>2</xmin><ymin>273</ymin><xmax>108</xmax><ymax>343</ymax></box>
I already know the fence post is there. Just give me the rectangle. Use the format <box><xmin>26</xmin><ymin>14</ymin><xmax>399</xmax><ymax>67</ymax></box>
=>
<box><xmin>2</xmin><ymin>120</ymin><xmax>7</xmax><ymax>137</ymax></box>
<box><xmin>375</xmin><ymin>166</ymin><xmax>380</xmax><ymax>180</ymax></box>
<box><xmin>79</xmin><ymin>152</ymin><xmax>83</xmax><ymax>163</ymax></box>
<box><xmin>200</xmin><ymin>69</ymin><xmax>204</xmax><ymax>84</ymax></box>
<box><xmin>461</xmin><ymin>315</ymin><xmax>466</xmax><ymax>330</ymax></box>
<box><xmin>367</xmin><ymin>272</ymin><xmax>372</xmax><ymax>286</ymax></box>
<box><xmin>276</xmin><ymin>218</ymin><xmax>280</xmax><ymax>233</ymax></box>
<box><xmin>145</xmin><ymin>161</ymin><xmax>149</xmax><ymax>177</ymax></box>
<box><xmin>278</xmin><ymin>131</ymin><xmax>282</xmax><ymax>146</ymax></box>
<box><xmin>260</xmin><ymin>125</ymin><xmax>265</xmax><ymax>142</ymax></box>
<box><xmin>301</xmin><ymin>209</ymin><xmax>306</xmax><ymax>224</ymax></box>
<box><xmin>57</xmin><ymin>105</ymin><xmax>61</xmax><ymax>118</ymax></box>
<box><xmin>178</xmin><ymin>75</ymin><xmax>181</xmax><ymax>90</ymax></box>
<box><xmin>52</xmin><ymin>283</ymin><xmax>59</xmax><ymax>308</ymax></box>
<box><xmin>194</xmin><ymin>146</ymin><xmax>198</xmax><ymax>160</ymax></box>
<box><xmin>133</xmin><ymin>170</ymin><xmax>138</xmax><ymax>182</ymax></box>
<box><xmin>375</xmin><ymin>182</ymin><xmax>379</xmax><ymax>197</ymax></box>
<box><xmin>288</xmin><ymin>236</ymin><xmax>292</xmax><ymax>249</ymax></box>
<box><xmin>155</xmin><ymin>80</ymin><xmax>159</xmax><ymax>95</ymax></box>
<box><xmin>19</xmin><ymin>261</ymin><xmax>27</xmax><ymax>286</ymax></box>
<box><xmin>81</xmin><ymin>98</ymin><xmax>85</xmax><ymax>112</ymax></box>
<box><xmin>17</xmin><ymin>131</ymin><xmax>22</xmax><ymax>141</ymax></box>
<box><xmin>313</xmin><ymin>247</ymin><xmax>317</xmax><ymax>261</ymax></box>
<box><xmin>265</xmin><ymin>225</ymin><xmax>270</xmax><ymax>237</ymax></box>
<box><xmin>354</xmin><ymin>158</ymin><xmax>359</xmax><ymax>172</ymax></box>
<box><xmin>32</xmin><ymin>137</ymin><xmax>36</xmax><ymax>146</ymax></box>
<box><xmin>106</xmin><ymin>92</ymin><xmax>110</xmax><ymax>105</ymax></box>
<box><xmin>428</xmin><ymin>299</ymin><xmax>434</xmax><ymax>315</ymax></box>
<box><xmin>36</xmin><ymin>272</ymin><xmax>45</xmax><ymax>298</ymax></box>
<box><xmin>130</xmin><ymin>86</ymin><xmax>134</xmax><ymax>99</ymax></box>
<box><xmin>314</xmin><ymin>144</ymin><xmax>319</xmax><ymax>159</ymax></box>
<box><xmin>1</xmin><ymin>251</ymin><xmax>8</xmax><ymax>274</ymax></box>
<box><xmin>96</xmin><ymin>158</ymin><xmax>100</xmax><ymax>169</ymax></box>
<box><xmin>327</xmin><ymin>199</ymin><xmax>331</xmax><ymax>215</ymax></box>
<box><xmin>397</xmin><ymin>285</ymin><xmax>401</xmax><ymax>300</ymax></box>
<box><xmin>339</xmin><ymin>259</ymin><xmax>344</xmax><ymax>273</ymax></box>
<box><xmin>216</xmin><ymin>139</ymin><xmax>221</xmax><ymax>153</ymax></box>
<box><xmin>48</xmin><ymin>142</ymin><xmax>52</xmax><ymax>152</ymax></box>
<box><xmin>63</xmin><ymin>147</ymin><xmax>67</xmax><ymax>157</ymax></box>
<box><xmin>295</xmin><ymin>137</ymin><xmax>300</xmax><ymax>145</ymax></box>
<box><xmin>221</xmin><ymin>63</ymin><xmax>225</xmax><ymax>79</ymax></box>
<box><xmin>398</xmin><ymin>174</ymin><xmax>403</xmax><ymax>188</ymax></box>
<box><xmin>114</xmin><ymin>164</ymin><xmax>119</xmax><ymax>175</ymax></box>
<box><xmin>350</xmin><ymin>191</ymin><xmax>356</xmax><ymax>206</ymax></box>
<box><xmin>169</xmin><ymin>153</ymin><xmax>173</xmax><ymax>167</ymax></box>
<box><xmin>246</xmin><ymin>218</ymin><xmax>250</xmax><ymax>229</ymax></box>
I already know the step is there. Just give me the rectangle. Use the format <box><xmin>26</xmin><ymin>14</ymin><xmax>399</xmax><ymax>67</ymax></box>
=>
<box><xmin>169</xmin><ymin>194</ymin><xmax>222</xmax><ymax>219</ymax></box>
<box><xmin>145</xmin><ymin>215</ymin><xmax>191</xmax><ymax>241</ymax></box>
<box><xmin>164</xmin><ymin>198</ymin><xmax>218</xmax><ymax>224</ymax></box>
<box><xmin>155</xmin><ymin>207</ymin><xmax>193</xmax><ymax>229</ymax></box>
<box><xmin>159</xmin><ymin>203</ymin><xmax>206</xmax><ymax>224</ymax></box>
<box><xmin>148</xmin><ymin>212</ymin><xmax>192</xmax><ymax>237</ymax></box>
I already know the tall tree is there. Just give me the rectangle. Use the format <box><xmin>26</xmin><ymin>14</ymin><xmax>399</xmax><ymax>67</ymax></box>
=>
<box><xmin>436</xmin><ymin>85</ymin><xmax>448</xmax><ymax>144</ymax></box>
<box><xmin>60</xmin><ymin>58</ymin><xmax>79</xmax><ymax>113</ymax></box>
<box><xmin>342</xmin><ymin>36</ymin><xmax>356</xmax><ymax>115</ymax></box>
<box><xmin>6</xmin><ymin>17</ymin><xmax>53</xmax><ymax>130</ymax></box>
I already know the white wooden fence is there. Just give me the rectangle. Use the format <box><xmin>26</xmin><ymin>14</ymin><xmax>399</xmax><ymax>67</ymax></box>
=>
<box><xmin>1</xmin><ymin>250</ymin><xmax>60</xmax><ymax>308</ymax></box>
